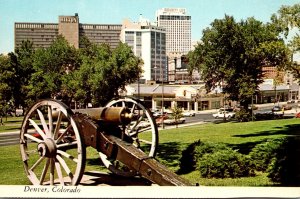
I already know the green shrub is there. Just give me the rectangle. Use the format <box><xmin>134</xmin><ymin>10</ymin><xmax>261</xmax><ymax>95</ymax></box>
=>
<box><xmin>249</xmin><ymin>138</ymin><xmax>286</xmax><ymax>171</ymax></box>
<box><xmin>193</xmin><ymin>141</ymin><xmax>229</xmax><ymax>160</ymax></box>
<box><xmin>197</xmin><ymin>149</ymin><xmax>255</xmax><ymax>178</ymax></box>
<box><xmin>178</xmin><ymin>140</ymin><xmax>228</xmax><ymax>174</ymax></box>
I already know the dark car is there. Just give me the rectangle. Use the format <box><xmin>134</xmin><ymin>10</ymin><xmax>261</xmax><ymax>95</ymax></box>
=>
<box><xmin>272</xmin><ymin>106</ymin><xmax>281</xmax><ymax>112</ymax></box>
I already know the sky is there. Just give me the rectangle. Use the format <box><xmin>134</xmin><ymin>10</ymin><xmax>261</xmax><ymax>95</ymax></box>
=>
<box><xmin>1</xmin><ymin>0</ymin><xmax>299</xmax><ymax>54</ymax></box>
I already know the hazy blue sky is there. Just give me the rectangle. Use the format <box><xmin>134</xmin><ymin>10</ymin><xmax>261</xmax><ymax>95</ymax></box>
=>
<box><xmin>1</xmin><ymin>0</ymin><xmax>299</xmax><ymax>54</ymax></box>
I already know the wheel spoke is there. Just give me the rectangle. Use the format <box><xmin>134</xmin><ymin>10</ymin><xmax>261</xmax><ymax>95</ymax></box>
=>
<box><xmin>24</xmin><ymin>133</ymin><xmax>43</xmax><ymax>143</ymax></box>
<box><xmin>57</xmin><ymin>141</ymin><xmax>78</xmax><ymax>149</ymax></box>
<box><xmin>48</xmin><ymin>106</ymin><xmax>53</xmax><ymax>138</ymax></box>
<box><xmin>37</xmin><ymin>109</ymin><xmax>50</xmax><ymax>137</ymax></box>
<box><xmin>39</xmin><ymin>158</ymin><xmax>50</xmax><ymax>185</ymax></box>
<box><xmin>50</xmin><ymin>158</ymin><xmax>55</xmax><ymax>185</ymax></box>
<box><xmin>55</xmin><ymin>159</ymin><xmax>65</xmax><ymax>185</ymax></box>
<box><xmin>138</xmin><ymin>138</ymin><xmax>152</xmax><ymax>145</ymax></box>
<box><xmin>136</xmin><ymin>126</ymin><xmax>152</xmax><ymax>133</ymax></box>
<box><xmin>56</xmin><ymin>155</ymin><xmax>74</xmax><ymax>180</ymax></box>
<box><xmin>53</xmin><ymin>111</ymin><xmax>63</xmax><ymax>139</ymax></box>
<box><xmin>30</xmin><ymin>157</ymin><xmax>45</xmax><ymax>171</ymax></box>
<box><xmin>57</xmin><ymin>150</ymin><xmax>78</xmax><ymax>163</ymax></box>
<box><xmin>29</xmin><ymin>119</ymin><xmax>47</xmax><ymax>140</ymax></box>
<box><xmin>55</xmin><ymin>124</ymin><xmax>72</xmax><ymax>144</ymax></box>
<box><xmin>128</xmin><ymin>115</ymin><xmax>144</xmax><ymax>135</ymax></box>
<box><xmin>130</xmin><ymin>103</ymin><xmax>136</xmax><ymax>113</ymax></box>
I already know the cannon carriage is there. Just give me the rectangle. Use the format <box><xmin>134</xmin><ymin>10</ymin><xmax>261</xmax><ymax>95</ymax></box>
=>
<box><xmin>19</xmin><ymin>97</ymin><xmax>191</xmax><ymax>186</ymax></box>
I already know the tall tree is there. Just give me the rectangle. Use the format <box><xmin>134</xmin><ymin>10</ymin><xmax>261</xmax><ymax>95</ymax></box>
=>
<box><xmin>189</xmin><ymin>15</ymin><xmax>289</xmax><ymax>111</ymax></box>
<box><xmin>27</xmin><ymin>35</ymin><xmax>80</xmax><ymax>106</ymax></box>
<box><xmin>0</xmin><ymin>54</ymin><xmax>16</xmax><ymax>115</ymax></box>
<box><xmin>76</xmin><ymin>42</ymin><xmax>143</xmax><ymax>107</ymax></box>
<box><xmin>14</xmin><ymin>40</ymin><xmax>35</xmax><ymax>110</ymax></box>
<box><xmin>271</xmin><ymin>3</ymin><xmax>300</xmax><ymax>78</ymax></box>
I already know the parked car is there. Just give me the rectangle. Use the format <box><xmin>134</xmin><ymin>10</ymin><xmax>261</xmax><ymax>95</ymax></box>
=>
<box><xmin>155</xmin><ymin>114</ymin><xmax>186</xmax><ymax>125</ymax></box>
<box><xmin>282</xmin><ymin>104</ymin><xmax>292</xmax><ymax>110</ymax></box>
<box><xmin>182</xmin><ymin>111</ymin><xmax>195</xmax><ymax>117</ymax></box>
<box><xmin>152</xmin><ymin>110</ymin><xmax>163</xmax><ymax>118</ymax></box>
<box><xmin>272</xmin><ymin>106</ymin><xmax>281</xmax><ymax>112</ymax></box>
<box><xmin>212</xmin><ymin>111</ymin><xmax>235</xmax><ymax>119</ymax></box>
<box><xmin>255</xmin><ymin>111</ymin><xmax>283</xmax><ymax>120</ymax></box>
<box><xmin>163</xmin><ymin>117</ymin><xmax>186</xmax><ymax>125</ymax></box>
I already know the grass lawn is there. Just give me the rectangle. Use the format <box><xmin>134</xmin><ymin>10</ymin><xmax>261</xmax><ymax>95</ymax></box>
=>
<box><xmin>153</xmin><ymin>118</ymin><xmax>300</xmax><ymax>186</ymax></box>
<box><xmin>0</xmin><ymin>118</ymin><xmax>299</xmax><ymax>185</ymax></box>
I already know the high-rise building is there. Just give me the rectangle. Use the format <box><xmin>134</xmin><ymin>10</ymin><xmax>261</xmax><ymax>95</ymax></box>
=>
<box><xmin>14</xmin><ymin>14</ymin><xmax>122</xmax><ymax>50</ymax></box>
<box><xmin>156</xmin><ymin>8</ymin><xmax>191</xmax><ymax>55</ymax></box>
<box><xmin>121</xmin><ymin>17</ymin><xmax>167</xmax><ymax>82</ymax></box>
<box><xmin>156</xmin><ymin>8</ymin><xmax>192</xmax><ymax>84</ymax></box>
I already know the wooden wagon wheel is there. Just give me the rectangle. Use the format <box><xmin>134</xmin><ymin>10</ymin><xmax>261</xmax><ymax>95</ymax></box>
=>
<box><xmin>20</xmin><ymin>99</ymin><xmax>86</xmax><ymax>185</ymax></box>
<box><xmin>99</xmin><ymin>97</ymin><xmax>159</xmax><ymax>177</ymax></box>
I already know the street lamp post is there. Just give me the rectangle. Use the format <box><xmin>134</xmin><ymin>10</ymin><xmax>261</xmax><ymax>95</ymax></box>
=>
<box><xmin>251</xmin><ymin>94</ymin><xmax>254</xmax><ymax>122</ymax></box>
<box><xmin>161</xmin><ymin>65</ymin><xmax>165</xmax><ymax>129</ymax></box>
<box><xmin>154</xmin><ymin>66</ymin><xmax>157</xmax><ymax>82</ymax></box>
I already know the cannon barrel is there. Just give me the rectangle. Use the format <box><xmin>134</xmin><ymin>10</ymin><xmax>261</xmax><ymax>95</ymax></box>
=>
<box><xmin>52</xmin><ymin>107</ymin><xmax>132</xmax><ymax>124</ymax></box>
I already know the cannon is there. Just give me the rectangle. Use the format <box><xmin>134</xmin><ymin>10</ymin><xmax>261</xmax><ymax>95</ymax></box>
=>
<box><xmin>19</xmin><ymin>97</ymin><xmax>192</xmax><ymax>186</ymax></box>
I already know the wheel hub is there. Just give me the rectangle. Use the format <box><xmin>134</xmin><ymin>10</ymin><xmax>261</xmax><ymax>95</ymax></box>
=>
<box><xmin>37</xmin><ymin>138</ymin><xmax>57</xmax><ymax>158</ymax></box>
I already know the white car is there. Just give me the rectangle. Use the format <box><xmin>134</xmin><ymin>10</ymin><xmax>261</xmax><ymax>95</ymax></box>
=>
<box><xmin>212</xmin><ymin>111</ymin><xmax>235</xmax><ymax>119</ymax></box>
<box><xmin>182</xmin><ymin>111</ymin><xmax>196</xmax><ymax>117</ymax></box>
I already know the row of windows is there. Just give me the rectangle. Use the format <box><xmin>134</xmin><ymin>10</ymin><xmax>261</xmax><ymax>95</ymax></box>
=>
<box><xmin>80</xmin><ymin>24</ymin><xmax>121</xmax><ymax>30</ymax></box>
<box><xmin>15</xmin><ymin>29</ymin><xmax>58</xmax><ymax>34</ymax></box>
<box><xmin>15</xmin><ymin>23</ymin><xmax>58</xmax><ymax>29</ymax></box>
<box><xmin>159</xmin><ymin>15</ymin><xmax>191</xmax><ymax>20</ymax></box>
<box><xmin>15</xmin><ymin>23</ymin><xmax>121</xmax><ymax>31</ymax></box>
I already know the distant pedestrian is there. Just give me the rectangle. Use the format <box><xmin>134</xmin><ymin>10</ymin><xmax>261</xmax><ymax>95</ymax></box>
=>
<box><xmin>0</xmin><ymin>116</ymin><xmax>3</xmax><ymax>126</ymax></box>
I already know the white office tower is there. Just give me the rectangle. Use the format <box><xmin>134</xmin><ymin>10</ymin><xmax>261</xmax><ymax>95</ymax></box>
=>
<box><xmin>121</xmin><ymin>16</ymin><xmax>167</xmax><ymax>82</ymax></box>
<box><xmin>156</xmin><ymin>8</ymin><xmax>191</xmax><ymax>55</ymax></box>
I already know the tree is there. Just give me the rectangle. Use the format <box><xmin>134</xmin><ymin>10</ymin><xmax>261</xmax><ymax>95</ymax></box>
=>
<box><xmin>76</xmin><ymin>42</ymin><xmax>143</xmax><ymax>107</ymax></box>
<box><xmin>189</xmin><ymin>15</ymin><xmax>289</xmax><ymax>112</ymax></box>
<box><xmin>271</xmin><ymin>3</ymin><xmax>300</xmax><ymax>78</ymax></box>
<box><xmin>0</xmin><ymin>54</ymin><xmax>15</xmax><ymax>116</ymax></box>
<box><xmin>171</xmin><ymin>105</ymin><xmax>183</xmax><ymax>128</ymax></box>
<box><xmin>14</xmin><ymin>40</ymin><xmax>35</xmax><ymax>110</ymax></box>
<box><xmin>27</xmin><ymin>35</ymin><xmax>80</xmax><ymax>106</ymax></box>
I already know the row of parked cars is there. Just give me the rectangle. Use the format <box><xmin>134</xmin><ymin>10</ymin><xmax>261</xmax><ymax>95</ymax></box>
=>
<box><xmin>212</xmin><ymin>105</ymin><xmax>289</xmax><ymax>120</ymax></box>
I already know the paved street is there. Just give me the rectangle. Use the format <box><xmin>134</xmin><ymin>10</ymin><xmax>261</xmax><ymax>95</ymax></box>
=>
<box><xmin>0</xmin><ymin>131</ymin><xmax>19</xmax><ymax>146</ymax></box>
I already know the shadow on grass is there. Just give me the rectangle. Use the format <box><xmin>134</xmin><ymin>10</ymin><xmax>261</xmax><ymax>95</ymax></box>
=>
<box><xmin>233</xmin><ymin>124</ymin><xmax>300</xmax><ymax>138</ymax></box>
<box><xmin>155</xmin><ymin>141</ymin><xmax>182</xmax><ymax>168</ymax></box>
<box><xmin>86</xmin><ymin>157</ymin><xmax>102</xmax><ymax>166</ymax></box>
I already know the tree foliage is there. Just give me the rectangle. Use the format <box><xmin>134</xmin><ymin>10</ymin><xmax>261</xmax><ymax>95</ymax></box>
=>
<box><xmin>171</xmin><ymin>105</ymin><xmax>183</xmax><ymax>128</ymax></box>
<box><xmin>0</xmin><ymin>54</ymin><xmax>14</xmax><ymax>115</ymax></box>
<box><xmin>188</xmin><ymin>15</ymin><xmax>289</xmax><ymax>110</ymax></box>
<box><xmin>271</xmin><ymin>3</ymin><xmax>300</xmax><ymax>79</ymax></box>
<box><xmin>76</xmin><ymin>42</ymin><xmax>143</xmax><ymax>106</ymax></box>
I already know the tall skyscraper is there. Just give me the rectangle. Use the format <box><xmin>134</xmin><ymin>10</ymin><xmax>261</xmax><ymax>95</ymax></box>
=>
<box><xmin>121</xmin><ymin>17</ymin><xmax>167</xmax><ymax>82</ymax></box>
<box><xmin>15</xmin><ymin>14</ymin><xmax>122</xmax><ymax>50</ymax></box>
<box><xmin>156</xmin><ymin>8</ymin><xmax>191</xmax><ymax>55</ymax></box>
